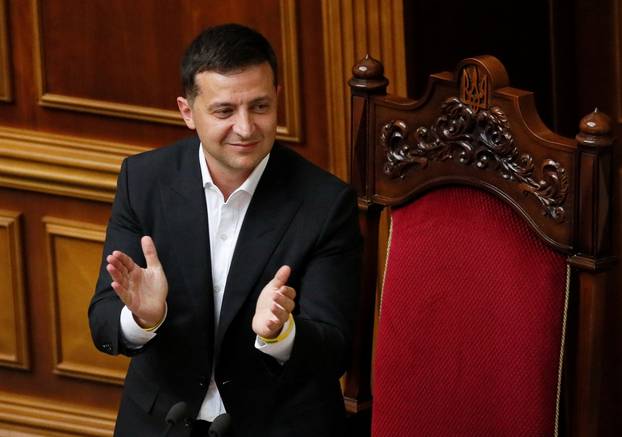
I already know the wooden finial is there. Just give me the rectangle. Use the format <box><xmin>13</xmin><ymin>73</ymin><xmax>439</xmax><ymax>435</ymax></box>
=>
<box><xmin>352</xmin><ymin>54</ymin><xmax>384</xmax><ymax>79</ymax></box>
<box><xmin>577</xmin><ymin>108</ymin><xmax>613</xmax><ymax>148</ymax></box>
<box><xmin>349</xmin><ymin>54</ymin><xmax>389</xmax><ymax>93</ymax></box>
<box><xmin>579</xmin><ymin>108</ymin><xmax>611</xmax><ymax>135</ymax></box>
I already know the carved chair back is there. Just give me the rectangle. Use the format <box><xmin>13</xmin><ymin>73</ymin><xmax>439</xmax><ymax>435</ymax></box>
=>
<box><xmin>343</xmin><ymin>55</ymin><xmax>615</xmax><ymax>437</ymax></box>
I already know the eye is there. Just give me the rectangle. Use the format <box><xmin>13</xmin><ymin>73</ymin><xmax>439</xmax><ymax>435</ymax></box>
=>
<box><xmin>252</xmin><ymin>103</ymin><xmax>271</xmax><ymax>113</ymax></box>
<box><xmin>213</xmin><ymin>108</ymin><xmax>233</xmax><ymax>119</ymax></box>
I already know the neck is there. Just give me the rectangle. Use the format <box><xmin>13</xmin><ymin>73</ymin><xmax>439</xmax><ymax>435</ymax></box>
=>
<box><xmin>208</xmin><ymin>166</ymin><xmax>250</xmax><ymax>202</ymax></box>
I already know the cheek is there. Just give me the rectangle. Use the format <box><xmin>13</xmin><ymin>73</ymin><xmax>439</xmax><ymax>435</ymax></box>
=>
<box><xmin>195</xmin><ymin>119</ymin><xmax>231</xmax><ymax>143</ymax></box>
<box><xmin>258</xmin><ymin>114</ymin><xmax>278</xmax><ymax>135</ymax></box>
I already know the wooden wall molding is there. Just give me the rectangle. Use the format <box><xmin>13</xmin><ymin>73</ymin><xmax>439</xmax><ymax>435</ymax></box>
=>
<box><xmin>0</xmin><ymin>210</ymin><xmax>29</xmax><ymax>370</ymax></box>
<box><xmin>0</xmin><ymin>392</ymin><xmax>115</xmax><ymax>437</ymax></box>
<box><xmin>277</xmin><ymin>0</ymin><xmax>303</xmax><ymax>142</ymax></box>
<box><xmin>0</xmin><ymin>127</ymin><xmax>147</xmax><ymax>202</ymax></box>
<box><xmin>321</xmin><ymin>0</ymin><xmax>407</xmax><ymax>180</ymax></box>
<box><xmin>31</xmin><ymin>0</ymin><xmax>302</xmax><ymax>142</ymax></box>
<box><xmin>615</xmin><ymin>0</ymin><xmax>622</xmax><ymax>123</ymax></box>
<box><xmin>0</xmin><ymin>0</ymin><xmax>10</xmax><ymax>102</ymax></box>
<box><xmin>44</xmin><ymin>217</ymin><xmax>128</xmax><ymax>385</ymax></box>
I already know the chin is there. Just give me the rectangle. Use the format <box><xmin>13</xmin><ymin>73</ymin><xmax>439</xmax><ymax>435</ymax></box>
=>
<box><xmin>231</xmin><ymin>157</ymin><xmax>262</xmax><ymax>172</ymax></box>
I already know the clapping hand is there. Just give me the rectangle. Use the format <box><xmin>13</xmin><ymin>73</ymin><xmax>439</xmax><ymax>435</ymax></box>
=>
<box><xmin>106</xmin><ymin>236</ymin><xmax>168</xmax><ymax>328</ymax></box>
<box><xmin>252</xmin><ymin>265</ymin><xmax>296</xmax><ymax>339</ymax></box>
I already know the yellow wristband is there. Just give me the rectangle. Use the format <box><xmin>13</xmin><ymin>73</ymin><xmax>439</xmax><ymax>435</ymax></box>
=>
<box><xmin>259</xmin><ymin>314</ymin><xmax>294</xmax><ymax>344</ymax></box>
<box><xmin>139</xmin><ymin>304</ymin><xmax>167</xmax><ymax>332</ymax></box>
<box><xmin>143</xmin><ymin>319</ymin><xmax>163</xmax><ymax>332</ymax></box>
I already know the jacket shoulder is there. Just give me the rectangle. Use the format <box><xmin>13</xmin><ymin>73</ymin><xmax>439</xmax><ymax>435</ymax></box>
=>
<box><xmin>125</xmin><ymin>136</ymin><xmax>199</xmax><ymax>173</ymax></box>
<box><xmin>274</xmin><ymin>144</ymin><xmax>349</xmax><ymax>191</ymax></box>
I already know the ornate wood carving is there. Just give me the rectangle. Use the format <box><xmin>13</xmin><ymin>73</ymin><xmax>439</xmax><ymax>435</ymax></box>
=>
<box><xmin>0</xmin><ymin>0</ymin><xmax>11</xmax><ymax>102</ymax></box>
<box><xmin>0</xmin><ymin>211</ymin><xmax>29</xmax><ymax>370</ymax></box>
<box><xmin>460</xmin><ymin>65</ymin><xmax>489</xmax><ymax>111</ymax></box>
<box><xmin>44</xmin><ymin>217</ymin><xmax>128</xmax><ymax>385</ymax></box>
<box><xmin>380</xmin><ymin>97</ymin><xmax>569</xmax><ymax>222</ymax></box>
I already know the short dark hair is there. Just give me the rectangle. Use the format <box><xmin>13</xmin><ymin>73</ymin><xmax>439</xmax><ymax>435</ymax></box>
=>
<box><xmin>181</xmin><ymin>23</ymin><xmax>278</xmax><ymax>101</ymax></box>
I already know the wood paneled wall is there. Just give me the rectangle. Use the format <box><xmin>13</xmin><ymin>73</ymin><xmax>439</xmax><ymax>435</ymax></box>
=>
<box><xmin>0</xmin><ymin>0</ymin><xmax>10</xmax><ymax>102</ymax></box>
<box><xmin>0</xmin><ymin>1</ymin><xmax>405</xmax><ymax>435</ymax></box>
<box><xmin>321</xmin><ymin>0</ymin><xmax>406</xmax><ymax>180</ymax></box>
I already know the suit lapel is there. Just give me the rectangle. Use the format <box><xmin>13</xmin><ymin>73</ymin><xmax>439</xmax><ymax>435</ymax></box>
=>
<box><xmin>215</xmin><ymin>146</ymin><xmax>302</xmax><ymax>355</ymax></box>
<box><xmin>159</xmin><ymin>139</ymin><xmax>214</xmax><ymax>346</ymax></box>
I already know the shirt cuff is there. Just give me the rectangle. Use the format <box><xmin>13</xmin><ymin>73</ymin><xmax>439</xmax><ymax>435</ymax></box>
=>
<box><xmin>119</xmin><ymin>304</ymin><xmax>167</xmax><ymax>348</ymax></box>
<box><xmin>254</xmin><ymin>314</ymin><xmax>296</xmax><ymax>364</ymax></box>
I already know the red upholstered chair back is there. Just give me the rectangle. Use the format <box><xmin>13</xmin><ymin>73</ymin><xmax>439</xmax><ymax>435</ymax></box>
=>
<box><xmin>342</xmin><ymin>55</ymin><xmax>616</xmax><ymax>437</ymax></box>
<box><xmin>373</xmin><ymin>187</ymin><xmax>567</xmax><ymax>436</ymax></box>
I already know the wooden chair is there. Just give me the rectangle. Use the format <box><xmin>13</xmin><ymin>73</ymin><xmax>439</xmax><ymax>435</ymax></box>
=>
<box><xmin>343</xmin><ymin>55</ymin><xmax>616</xmax><ymax>436</ymax></box>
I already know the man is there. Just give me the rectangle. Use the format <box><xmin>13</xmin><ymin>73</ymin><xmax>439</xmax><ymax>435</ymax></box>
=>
<box><xmin>89</xmin><ymin>23</ymin><xmax>361</xmax><ymax>437</ymax></box>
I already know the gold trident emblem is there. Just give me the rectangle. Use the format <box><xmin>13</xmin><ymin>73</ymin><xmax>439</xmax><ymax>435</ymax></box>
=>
<box><xmin>460</xmin><ymin>65</ymin><xmax>489</xmax><ymax>111</ymax></box>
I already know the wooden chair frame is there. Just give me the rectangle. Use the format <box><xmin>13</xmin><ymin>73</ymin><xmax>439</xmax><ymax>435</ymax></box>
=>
<box><xmin>342</xmin><ymin>54</ymin><xmax>616</xmax><ymax>437</ymax></box>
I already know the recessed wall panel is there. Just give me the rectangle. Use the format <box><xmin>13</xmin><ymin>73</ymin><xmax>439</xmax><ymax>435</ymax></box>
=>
<box><xmin>0</xmin><ymin>211</ymin><xmax>28</xmax><ymax>369</ymax></box>
<box><xmin>44</xmin><ymin>217</ymin><xmax>128</xmax><ymax>384</ymax></box>
<box><xmin>33</xmin><ymin>0</ymin><xmax>301</xmax><ymax>141</ymax></box>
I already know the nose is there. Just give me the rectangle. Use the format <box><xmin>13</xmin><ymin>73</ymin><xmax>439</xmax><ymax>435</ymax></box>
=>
<box><xmin>232</xmin><ymin>110</ymin><xmax>255</xmax><ymax>138</ymax></box>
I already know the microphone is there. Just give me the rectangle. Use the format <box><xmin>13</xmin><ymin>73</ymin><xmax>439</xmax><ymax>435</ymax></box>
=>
<box><xmin>209</xmin><ymin>413</ymin><xmax>232</xmax><ymax>437</ymax></box>
<box><xmin>161</xmin><ymin>401</ymin><xmax>188</xmax><ymax>437</ymax></box>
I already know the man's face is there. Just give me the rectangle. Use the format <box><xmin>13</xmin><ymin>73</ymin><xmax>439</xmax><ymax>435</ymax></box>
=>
<box><xmin>177</xmin><ymin>62</ymin><xmax>278</xmax><ymax>187</ymax></box>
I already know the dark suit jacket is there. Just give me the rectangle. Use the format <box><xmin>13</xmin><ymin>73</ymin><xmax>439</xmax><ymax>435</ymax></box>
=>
<box><xmin>88</xmin><ymin>137</ymin><xmax>362</xmax><ymax>437</ymax></box>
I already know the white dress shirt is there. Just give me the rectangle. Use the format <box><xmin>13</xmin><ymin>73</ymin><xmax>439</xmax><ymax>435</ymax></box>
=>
<box><xmin>119</xmin><ymin>144</ymin><xmax>295</xmax><ymax>421</ymax></box>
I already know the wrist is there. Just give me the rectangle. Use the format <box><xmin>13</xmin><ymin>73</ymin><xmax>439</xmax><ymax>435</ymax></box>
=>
<box><xmin>134</xmin><ymin>305</ymin><xmax>167</xmax><ymax>332</ymax></box>
<box><xmin>259</xmin><ymin>314</ymin><xmax>294</xmax><ymax>344</ymax></box>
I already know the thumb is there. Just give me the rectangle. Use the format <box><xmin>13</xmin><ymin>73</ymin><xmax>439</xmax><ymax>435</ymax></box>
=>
<box><xmin>272</xmin><ymin>265</ymin><xmax>291</xmax><ymax>288</ymax></box>
<box><xmin>141</xmin><ymin>236</ymin><xmax>161</xmax><ymax>268</ymax></box>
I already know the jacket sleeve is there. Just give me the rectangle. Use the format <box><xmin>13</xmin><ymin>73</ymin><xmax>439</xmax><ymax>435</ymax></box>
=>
<box><xmin>284</xmin><ymin>185</ymin><xmax>362</xmax><ymax>379</ymax></box>
<box><xmin>88</xmin><ymin>158</ymin><xmax>147</xmax><ymax>357</ymax></box>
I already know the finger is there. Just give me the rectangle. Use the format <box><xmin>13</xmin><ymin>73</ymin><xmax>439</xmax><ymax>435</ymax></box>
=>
<box><xmin>112</xmin><ymin>250</ymin><xmax>137</xmax><ymax>273</ymax></box>
<box><xmin>141</xmin><ymin>236</ymin><xmax>161</xmax><ymax>269</ymax></box>
<box><xmin>106</xmin><ymin>263</ymin><xmax>130</xmax><ymax>289</ymax></box>
<box><xmin>111</xmin><ymin>281</ymin><xmax>131</xmax><ymax>305</ymax></box>
<box><xmin>270</xmin><ymin>302</ymin><xmax>290</xmax><ymax>324</ymax></box>
<box><xmin>106</xmin><ymin>263</ymin><xmax>122</xmax><ymax>281</ymax></box>
<box><xmin>277</xmin><ymin>286</ymin><xmax>296</xmax><ymax>301</ymax></box>
<box><xmin>273</xmin><ymin>290</ymin><xmax>295</xmax><ymax>313</ymax></box>
<box><xmin>107</xmin><ymin>254</ymin><xmax>129</xmax><ymax>277</ymax></box>
<box><xmin>265</xmin><ymin>318</ymin><xmax>283</xmax><ymax>334</ymax></box>
<box><xmin>272</xmin><ymin>265</ymin><xmax>291</xmax><ymax>289</ymax></box>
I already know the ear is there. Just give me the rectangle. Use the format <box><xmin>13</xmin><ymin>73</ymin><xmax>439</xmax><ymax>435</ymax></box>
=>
<box><xmin>177</xmin><ymin>97</ymin><xmax>196</xmax><ymax>130</ymax></box>
<box><xmin>276</xmin><ymin>84</ymin><xmax>282</xmax><ymax>98</ymax></box>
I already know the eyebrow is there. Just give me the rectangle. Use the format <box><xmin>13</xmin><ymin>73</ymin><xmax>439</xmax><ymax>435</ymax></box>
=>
<box><xmin>207</xmin><ymin>96</ymin><xmax>273</xmax><ymax>112</ymax></box>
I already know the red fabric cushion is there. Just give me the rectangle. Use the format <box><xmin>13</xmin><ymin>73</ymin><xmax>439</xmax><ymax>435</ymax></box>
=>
<box><xmin>372</xmin><ymin>187</ymin><xmax>566</xmax><ymax>436</ymax></box>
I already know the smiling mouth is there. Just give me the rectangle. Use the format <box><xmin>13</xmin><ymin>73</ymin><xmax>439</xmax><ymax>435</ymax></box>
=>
<box><xmin>229</xmin><ymin>141</ymin><xmax>260</xmax><ymax>147</ymax></box>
